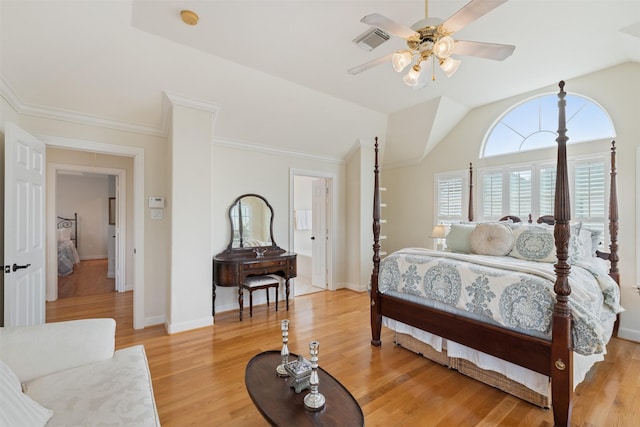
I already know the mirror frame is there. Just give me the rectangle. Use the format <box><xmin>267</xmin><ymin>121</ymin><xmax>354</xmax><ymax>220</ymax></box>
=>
<box><xmin>221</xmin><ymin>193</ymin><xmax>285</xmax><ymax>257</ymax></box>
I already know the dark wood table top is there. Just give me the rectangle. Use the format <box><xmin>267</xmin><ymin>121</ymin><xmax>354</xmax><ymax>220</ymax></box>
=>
<box><xmin>245</xmin><ymin>351</ymin><xmax>364</xmax><ymax>426</ymax></box>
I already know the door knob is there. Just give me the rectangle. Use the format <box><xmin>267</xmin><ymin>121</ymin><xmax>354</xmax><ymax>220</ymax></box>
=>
<box><xmin>12</xmin><ymin>263</ymin><xmax>31</xmax><ymax>272</ymax></box>
<box><xmin>310</xmin><ymin>236</ymin><xmax>315</xmax><ymax>240</ymax></box>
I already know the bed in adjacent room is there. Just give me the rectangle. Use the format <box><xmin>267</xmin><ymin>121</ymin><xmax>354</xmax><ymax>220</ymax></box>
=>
<box><xmin>57</xmin><ymin>213</ymin><xmax>80</xmax><ymax>276</ymax></box>
<box><xmin>368</xmin><ymin>82</ymin><xmax>622</xmax><ymax>427</ymax></box>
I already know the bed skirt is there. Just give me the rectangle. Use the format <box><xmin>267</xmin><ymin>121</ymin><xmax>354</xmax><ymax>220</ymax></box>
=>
<box><xmin>393</xmin><ymin>332</ymin><xmax>551</xmax><ymax>408</ymax></box>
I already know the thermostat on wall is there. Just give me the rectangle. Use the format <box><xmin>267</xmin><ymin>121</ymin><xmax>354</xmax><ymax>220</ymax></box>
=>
<box><xmin>148</xmin><ymin>196</ymin><xmax>165</xmax><ymax>208</ymax></box>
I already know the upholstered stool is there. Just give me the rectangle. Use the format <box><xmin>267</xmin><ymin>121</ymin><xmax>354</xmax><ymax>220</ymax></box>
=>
<box><xmin>242</xmin><ymin>275</ymin><xmax>281</xmax><ymax>318</ymax></box>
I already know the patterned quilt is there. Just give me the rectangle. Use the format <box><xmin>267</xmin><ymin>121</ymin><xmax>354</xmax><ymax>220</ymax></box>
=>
<box><xmin>379</xmin><ymin>248</ymin><xmax>624</xmax><ymax>355</ymax></box>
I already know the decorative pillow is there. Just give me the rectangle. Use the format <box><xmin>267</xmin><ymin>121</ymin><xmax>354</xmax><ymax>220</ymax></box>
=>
<box><xmin>583</xmin><ymin>227</ymin><xmax>603</xmax><ymax>254</ymax></box>
<box><xmin>57</xmin><ymin>228</ymin><xmax>71</xmax><ymax>242</ymax></box>
<box><xmin>445</xmin><ymin>223</ymin><xmax>476</xmax><ymax>253</ymax></box>
<box><xmin>0</xmin><ymin>361</ymin><xmax>53</xmax><ymax>427</ymax></box>
<box><xmin>469</xmin><ymin>223</ymin><xmax>514</xmax><ymax>256</ymax></box>
<box><xmin>509</xmin><ymin>224</ymin><xmax>556</xmax><ymax>262</ymax></box>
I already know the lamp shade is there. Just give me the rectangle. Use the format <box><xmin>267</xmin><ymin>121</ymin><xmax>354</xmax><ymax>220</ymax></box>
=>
<box><xmin>392</xmin><ymin>50</ymin><xmax>413</xmax><ymax>72</ymax></box>
<box><xmin>433</xmin><ymin>36</ymin><xmax>455</xmax><ymax>59</ymax></box>
<box><xmin>430</xmin><ymin>224</ymin><xmax>448</xmax><ymax>239</ymax></box>
<box><xmin>403</xmin><ymin>65</ymin><xmax>422</xmax><ymax>86</ymax></box>
<box><xmin>439</xmin><ymin>57</ymin><xmax>461</xmax><ymax>77</ymax></box>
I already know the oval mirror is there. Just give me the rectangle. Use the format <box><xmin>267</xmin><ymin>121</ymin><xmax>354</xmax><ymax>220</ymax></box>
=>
<box><xmin>225</xmin><ymin>194</ymin><xmax>284</xmax><ymax>255</ymax></box>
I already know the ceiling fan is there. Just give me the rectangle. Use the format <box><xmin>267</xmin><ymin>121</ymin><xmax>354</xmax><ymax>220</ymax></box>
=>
<box><xmin>348</xmin><ymin>0</ymin><xmax>515</xmax><ymax>87</ymax></box>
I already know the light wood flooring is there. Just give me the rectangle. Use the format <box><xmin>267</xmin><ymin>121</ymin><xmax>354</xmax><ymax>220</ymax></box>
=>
<box><xmin>46</xmin><ymin>290</ymin><xmax>640</xmax><ymax>426</ymax></box>
<box><xmin>57</xmin><ymin>258</ymin><xmax>114</xmax><ymax>298</ymax></box>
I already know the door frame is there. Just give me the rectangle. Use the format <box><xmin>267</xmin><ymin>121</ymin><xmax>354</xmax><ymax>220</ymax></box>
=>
<box><xmin>289</xmin><ymin>168</ymin><xmax>335</xmax><ymax>291</ymax></box>
<box><xmin>40</xmin><ymin>135</ymin><xmax>146</xmax><ymax>329</ymax></box>
<box><xmin>47</xmin><ymin>163</ymin><xmax>127</xmax><ymax>297</ymax></box>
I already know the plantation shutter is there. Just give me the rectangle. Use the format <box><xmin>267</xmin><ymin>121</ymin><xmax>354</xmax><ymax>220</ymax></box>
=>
<box><xmin>574</xmin><ymin>160</ymin><xmax>606</xmax><ymax>243</ymax></box>
<box><xmin>482</xmin><ymin>172</ymin><xmax>503</xmax><ymax>219</ymax></box>
<box><xmin>539</xmin><ymin>166</ymin><xmax>556</xmax><ymax>216</ymax></box>
<box><xmin>509</xmin><ymin>169</ymin><xmax>532</xmax><ymax>219</ymax></box>
<box><xmin>437</xmin><ymin>175</ymin><xmax>464</xmax><ymax>223</ymax></box>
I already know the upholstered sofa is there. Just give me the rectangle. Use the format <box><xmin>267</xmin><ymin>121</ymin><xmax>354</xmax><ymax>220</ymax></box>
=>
<box><xmin>0</xmin><ymin>318</ymin><xmax>160</xmax><ymax>426</ymax></box>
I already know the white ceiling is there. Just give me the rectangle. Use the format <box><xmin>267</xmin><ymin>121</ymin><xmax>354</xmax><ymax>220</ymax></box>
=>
<box><xmin>1</xmin><ymin>1</ymin><xmax>639</xmax><ymax>159</ymax></box>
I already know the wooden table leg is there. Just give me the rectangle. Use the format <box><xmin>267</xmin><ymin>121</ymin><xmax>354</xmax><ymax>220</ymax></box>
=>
<box><xmin>238</xmin><ymin>285</ymin><xmax>244</xmax><ymax>321</ymax></box>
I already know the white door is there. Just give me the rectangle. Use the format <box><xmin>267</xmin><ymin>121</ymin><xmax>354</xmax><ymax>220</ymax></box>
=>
<box><xmin>4</xmin><ymin>123</ymin><xmax>46</xmax><ymax>326</ymax></box>
<box><xmin>311</xmin><ymin>179</ymin><xmax>327</xmax><ymax>287</ymax></box>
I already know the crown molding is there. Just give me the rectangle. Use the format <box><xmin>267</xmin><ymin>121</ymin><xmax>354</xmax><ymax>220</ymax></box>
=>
<box><xmin>1</xmin><ymin>76</ymin><xmax>166</xmax><ymax>137</ymax></box>
<box><xmin>214</xmin><ymin>136</ymin><xmax>343</xmax><ymax>164</ymax></box>
<box><xmin>1</xmin><ymin>76</ymin><xmax>344</xmax><ymax>164</ymax></box>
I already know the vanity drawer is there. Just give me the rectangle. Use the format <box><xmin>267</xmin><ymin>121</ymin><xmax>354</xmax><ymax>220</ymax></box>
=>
<box><xmin>243</xmin><ymin>260</ymin><xmax>288</xmax><ymax>272</ymax></box>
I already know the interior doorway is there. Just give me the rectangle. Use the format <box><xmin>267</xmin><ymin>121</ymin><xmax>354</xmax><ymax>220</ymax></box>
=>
<box><xmin>54</xmin><ymin>170</ymin><xmax>120</xmax><ymax>298</ymax></box>
<box><xmin>290</xmin><ymin>170</ymin><xmax>334</xmax><ymax>296</ymax></box>
<box><xmin>42</xmin><ymin>136</ymin><xmax>146</xmax><ymax>329</ymax></box>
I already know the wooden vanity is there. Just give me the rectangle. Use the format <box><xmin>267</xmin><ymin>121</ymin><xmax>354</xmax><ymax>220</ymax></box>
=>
<box><xmin>213</xmin><ymin>193</ymin><xmax>296</xmax><ymax>320</ymax></box>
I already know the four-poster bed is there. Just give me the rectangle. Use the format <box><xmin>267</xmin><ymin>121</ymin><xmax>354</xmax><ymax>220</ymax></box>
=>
<box><xmin>369</xmin><ymin>81</ymin><xmax>622</xmax><ymax>426</ymax></box>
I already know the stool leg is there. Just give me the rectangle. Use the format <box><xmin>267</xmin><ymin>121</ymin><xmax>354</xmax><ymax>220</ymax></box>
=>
<box><xmin>249</xmin><ymin>290</ymin><xmax>253</xmax><ymax>318</ymax></box>
<box><xmin>275</xmin><ymin>284</ymin><xmax>279</xmax><ymax>312</ymax></box>
<box><xmin>266</xmin><ymin>288</ymin><xmax>270</xmax><ymax>307</ymax></box>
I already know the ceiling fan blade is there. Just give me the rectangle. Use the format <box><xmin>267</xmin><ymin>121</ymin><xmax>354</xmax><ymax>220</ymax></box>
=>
<box><xmin>454</xmin><ymin>40</ymin><xmax>515</xmax><ymax>60</ymax></box>
<box><xmin>347</xmin><ymin>52</ymin><xmax>394</xmax><ymax>75</ymax></box>
<box><xmin>361</xmin><ymin>13</ymin><xmax>418</xmax><ymax>40</ymax></box>
<box><xmin>441</xmin><ymin>0</ymin><xmax>508</xmax><ymax>34</ymax></box>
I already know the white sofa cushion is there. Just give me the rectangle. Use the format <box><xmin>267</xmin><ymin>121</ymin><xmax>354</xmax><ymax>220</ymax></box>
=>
<box><xmin>0</xmin><ymin>318</ymin><xmax>116</xmax><ymax>383</ymax></box>
<box><xmin>24</xmin><ymin>345</ymin><xmax>160</xmax><ymax>427</ymax></box>
<box><xmin>0</xmin><ymin>360</ymin><xmax>53</xmax><ymax>426</ymax></box>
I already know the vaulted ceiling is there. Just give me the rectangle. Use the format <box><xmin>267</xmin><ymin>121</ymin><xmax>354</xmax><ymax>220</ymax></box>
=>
<box><xmin>2</xmin><ymin>1</ymin><xmax>639</xmax><ymax>162</ymax></box>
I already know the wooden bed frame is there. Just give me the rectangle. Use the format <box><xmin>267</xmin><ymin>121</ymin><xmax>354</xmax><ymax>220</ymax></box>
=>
<box><xmin>369</xmin><ymin>81</ymin><xmax>619</xmax><ymax>427</ymax></box>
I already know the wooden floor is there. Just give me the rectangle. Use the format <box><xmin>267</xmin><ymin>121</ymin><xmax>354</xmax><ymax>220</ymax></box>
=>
<box><xmin>46</xmin><ymin>290</ymin><xmax>640</xmax><ymax>426</ymax></box>
<box><xmin>57</xmin><ymin>258</ymin><xmax>114</xmax><ymax>298</ymax></box>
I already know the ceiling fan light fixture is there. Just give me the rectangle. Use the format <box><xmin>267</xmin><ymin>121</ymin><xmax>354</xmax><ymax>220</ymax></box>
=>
<box><xmin>433</xmin><ymin>36</ymin><xmax>455</xmax><ymax>59</ymax></box>
<box><xmin>403</xmin><ymin>64</ymin><xmax>422</xmax><ymax>86</ymax></box>
<box><xmin>392</xmin><ymin>50</ymin><xmax>413</xmax><ymax>72</ymax></box>
<box><xmin>440</xmin><ymin>57</ymin><xmax>461</xmax><ymax>77</ymax></box>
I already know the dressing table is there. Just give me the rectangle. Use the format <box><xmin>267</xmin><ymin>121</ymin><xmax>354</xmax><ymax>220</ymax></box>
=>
<box><xmin>213</xmin><ymin>194</ymin><xmax>297</xmax><ymax>320</ymax></box>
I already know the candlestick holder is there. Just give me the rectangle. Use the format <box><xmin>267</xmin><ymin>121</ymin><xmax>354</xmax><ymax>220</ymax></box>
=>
<box><xmin>303</xmin><ymin>340</ymin><xmax>325</xmax><ymax>411</ymax></box>
<box><xmin>275</xmin><ymin>319</ymin><xmax>290</xmax><ymax>377</ymax></box>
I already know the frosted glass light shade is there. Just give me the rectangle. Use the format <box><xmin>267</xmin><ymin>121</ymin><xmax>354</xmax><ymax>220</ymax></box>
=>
<box><xmin>403</xmin><ymin>65</ymin><xmax>422</xmax><ymax>86</ymax></box>
<box><xmin>392</xmin><ymin>51</ymin><xmax>413</xmax><ymax>72</ymax></box>
<box><xmin>433</xmin><ymin>36</ymin><xmax>455</xmax><ymax>59</ymax></box>
<box><xmin>440</xmin><ymin>57</ymin><xmax>461</xmax><ymax>77</ymax></box>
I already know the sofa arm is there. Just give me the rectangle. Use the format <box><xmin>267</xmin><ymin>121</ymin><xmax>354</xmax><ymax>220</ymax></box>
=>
<box><xmin>0</xmin><ymin>318</ymin><xmax>116</xmax><ymax>383</ymax></box>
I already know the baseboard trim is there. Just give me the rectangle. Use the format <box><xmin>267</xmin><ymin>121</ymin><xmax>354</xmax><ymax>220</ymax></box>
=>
<box><xmin>165</xmin><ymin>317</ymin><xmax>213</xmax><ymax>334</ymax></box>
<box><xmin>617</xmin><ymin>327</ymin><xmax>640</xmax><ymax>343</ymax></box>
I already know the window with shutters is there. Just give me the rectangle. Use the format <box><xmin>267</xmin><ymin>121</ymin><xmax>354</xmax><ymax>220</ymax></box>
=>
<box><xmin>435</xmin><ymin>171</ymin><xmax>467</xmax><ymax>225</ymax></box>
<box><xmin>475</xmin><ymin>158</ymin><xmax>607</xmax><ymax>246</ymax></box>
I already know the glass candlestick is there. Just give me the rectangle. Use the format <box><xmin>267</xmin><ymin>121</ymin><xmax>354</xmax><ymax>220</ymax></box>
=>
<box><xmin>303</xmin><ymin>340</ymin><xmax>325</xmax><ymax>411</ymax></box>
<box><xmin>275</xmin><ymin>319</ymin><xmax>290</xmax><ymax>377</ymax></box>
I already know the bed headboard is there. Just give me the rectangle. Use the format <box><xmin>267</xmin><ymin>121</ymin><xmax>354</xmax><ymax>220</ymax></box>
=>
<box><xmin>57</xmin><ymin>213</ymin><xmax>78</xmax><ymax>250</ymax></box>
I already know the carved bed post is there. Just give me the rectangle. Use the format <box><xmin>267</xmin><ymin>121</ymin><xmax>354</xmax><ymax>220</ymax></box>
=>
<box><xmin>551</xmin><ymin>81</ymin><xmax>573</xmax><ymax>427</ymax></box>
<box><xmin>468</xmin><ymin>162</ymin><xmax>474</xmax><ymax>221</ymax></box>
<box><xmin>608</xmin><ymin>141</ymin><xmax>620</xmax><ymax>283</ymax></box>
<box><xmin>371</xmin><ymin>137</ymin><xmax>382</xmax><ymax>346</ymax></box>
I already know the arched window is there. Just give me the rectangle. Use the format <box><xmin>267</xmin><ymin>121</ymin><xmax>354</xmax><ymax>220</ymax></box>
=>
<box><xmin>482</xmin><ymin>93</ymin><xmax>615</xmax><ymax>158</ymax></box>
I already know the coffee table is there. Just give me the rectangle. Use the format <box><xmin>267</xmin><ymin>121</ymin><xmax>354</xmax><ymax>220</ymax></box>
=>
<box><xmin>245</xmin><ymin>351</ymin><xmax>364</xmax><ymax>426</ymax></box>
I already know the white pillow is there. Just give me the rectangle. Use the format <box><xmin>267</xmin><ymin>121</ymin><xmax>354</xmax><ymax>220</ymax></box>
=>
<box><xmin>469</xmin><ymin>223</ymin><xmax>514</xmax><ymax>256</ymax></box>
<box><xmin>57</xmin><ymin>228</ymin><xmax>71</xmax><ymax>242</ymax></box>
<box><xmin>445</xmin><ymin>223</ymin><xmax>476</xmax><ymax>253</ymax></box>
<box><xmin>509</xmin><ymin>224</ymin><xmax>556</xmax><ymax>262</ymax></box>
<box><xmin>0</xmin><ymin>361</ymin><xmax>53</xmax><ymax>426</ymax></box>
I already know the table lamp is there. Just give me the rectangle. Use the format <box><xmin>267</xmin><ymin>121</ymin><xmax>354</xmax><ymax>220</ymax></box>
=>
<box><xmin>430</xmin><ymin>224</ymin><xmax>448</xmax><ymax>251</ymax></box>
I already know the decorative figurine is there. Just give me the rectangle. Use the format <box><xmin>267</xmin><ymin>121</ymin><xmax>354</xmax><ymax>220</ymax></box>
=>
<box><xmin>303</xmin><ymin>340</ymin><xmax>325</xmax><ymax>411</ymax></box>
<box><xmin>275</xmin><ymin>319</ymin><xmax>290</xmax><ymax>377</ymax></box>
<box><xmin>284</xmin><ymin>355</ymin><xmax>312</xmax><ymax>393</ymax></box>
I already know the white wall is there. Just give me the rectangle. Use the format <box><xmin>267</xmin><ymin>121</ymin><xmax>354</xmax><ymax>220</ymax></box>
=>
<box><xmin>382</xmin><ymin>63</ymin><xmax>640</xmax><ymax>342</ymax></box>
<box><xmin>211</xmin><ymin>144</ymin><xmax>348</xmax><ymax>313</ymax></box>
<box><xmin>56</xmin><ymin>173</ymin><xmax>110</xmax><ymax>260</ymax></box>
